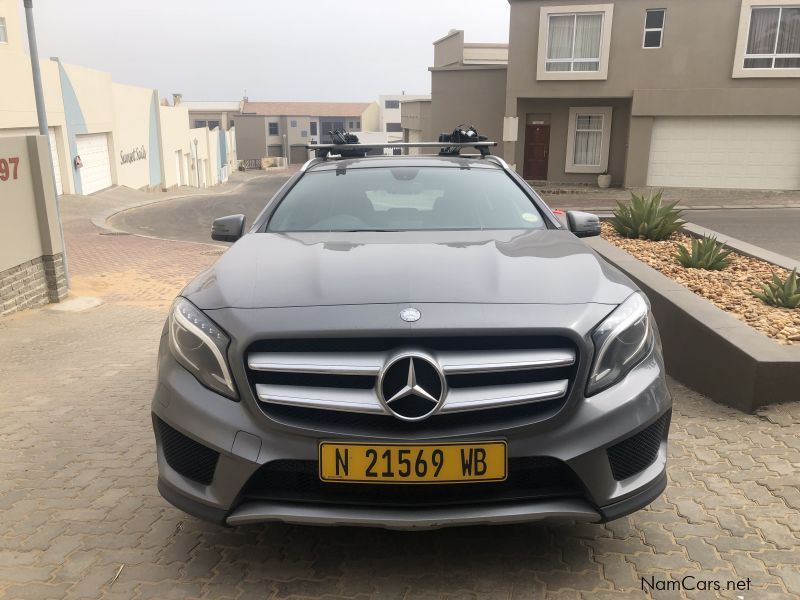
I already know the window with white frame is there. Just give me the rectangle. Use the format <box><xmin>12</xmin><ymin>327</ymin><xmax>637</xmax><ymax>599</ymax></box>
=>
<box><xmin>573</xmin><ymin>114</ymin><xmax>604</xmax><ymax>166</ymax></box>
<box><xmin>744</xmin><ymin>6</ymin><xmax>800</xmax><ymax>69</ymax></box>
<box><xmin>643</xmin><ymin>9</ymin><xmax>665</xmax><ymax>48</ymax></box>
<box><xmin>565</xmin><ymin>107</ymin><xmax>613</xmax><ymax>174</ymax></box>
<box><xmin>546</xmin><ymin>12</ymin><xmax>604</xmax><ymax>71</ymax></box>
<box><xmin>538</xmin><ymin>4</ymin><xmax>614</xmax><ymax>80</ymax></box>
<box><xmin>0</xmin><ymin>17</ymin><xmax>8</xmax><ymax>43</ymax></box>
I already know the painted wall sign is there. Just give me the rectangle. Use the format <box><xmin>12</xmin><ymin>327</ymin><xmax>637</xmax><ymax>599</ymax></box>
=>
<box><xmin>0</xmin><ymin>157</ymin><xmax>20</xmax><ymax>181</ymax></box>
<box><xmin>120</xmin><ymin>145</ymin><xmax>147</xmax><ymax>165</ymax></box>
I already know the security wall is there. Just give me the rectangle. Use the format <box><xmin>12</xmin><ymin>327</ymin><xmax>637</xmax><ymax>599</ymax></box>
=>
<box><xmin>0</xmin><ymin>135</ymin><xmax>67</xmax><ymax>315</ymax></box>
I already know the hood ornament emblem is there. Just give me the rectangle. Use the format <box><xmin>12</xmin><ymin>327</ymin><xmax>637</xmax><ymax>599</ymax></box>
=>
<box><xmin>400</xmin><ymin>307</ymin><xmax>421</xmax><ymax>322</ymax></box>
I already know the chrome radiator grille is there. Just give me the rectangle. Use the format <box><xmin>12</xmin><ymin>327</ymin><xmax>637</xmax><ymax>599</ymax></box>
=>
<box><xmin>246</xmin><ymin>337</ymin><xmax>578</xmax><ymax>430</ymax></box>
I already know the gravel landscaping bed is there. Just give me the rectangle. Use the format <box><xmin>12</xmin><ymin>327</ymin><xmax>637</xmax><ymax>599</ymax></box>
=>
<box><xmin>601</xmin><ymin>222</ymin><xmax>800</xmax><ymax>345</ymax></box>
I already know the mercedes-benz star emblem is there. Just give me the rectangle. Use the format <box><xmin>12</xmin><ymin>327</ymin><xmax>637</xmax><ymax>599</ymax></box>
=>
<box><xmin>400</xmin><ymin>307</ymin><xmax>421</xmax><ymax>322</ymax></box>
<box><xmin>377</xmin><ymin>354</ymin><xmax>446</xmax><ymax>421</ymax></box>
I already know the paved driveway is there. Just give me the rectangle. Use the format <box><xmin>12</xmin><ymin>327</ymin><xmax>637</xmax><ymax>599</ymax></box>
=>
<box><xmin>1</xmin><ymin>183</ymin><xmax>799</xmax><ymax>599</ymax></box>
<box><xmin>684</xmin><ymin>209</ymin><xmax>800</xmax><ymax>262</ymax></box>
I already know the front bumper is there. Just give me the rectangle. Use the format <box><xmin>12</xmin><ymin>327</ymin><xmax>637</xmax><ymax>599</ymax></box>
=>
<box><xmin>152</xmin><ymin>338</ymin><xmax>671</xmax><ymax>530</ymax></box>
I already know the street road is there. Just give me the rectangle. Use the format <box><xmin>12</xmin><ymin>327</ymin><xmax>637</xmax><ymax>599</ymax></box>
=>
<box><xmin>109</xmin><ymin>174</ymin><xmax>292</xmax><ymax>245</ymax></box>
<box><xmin>687</xmin><ymin>208</ymin><xmax>800</xmax><ymax>261</ymax></box>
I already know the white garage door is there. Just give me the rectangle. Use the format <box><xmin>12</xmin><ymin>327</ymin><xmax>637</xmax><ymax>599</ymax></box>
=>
<box><xmin>647</xmin><ymin>117</ymin><xmax>800</xmax><ymax>190</ymax></box>
<box><xmin>75</xmin><ymin>133</ymin><xmax>113</xmax><ymax>195</ymax></box>
<box><xmin>48</xmin><ymin>131</ymin><xmax>63</xmax><ymax>195</ymax></box>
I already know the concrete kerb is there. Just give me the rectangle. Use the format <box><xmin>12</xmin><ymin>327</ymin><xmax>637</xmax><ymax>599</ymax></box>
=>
<box><xmin>586</xmin><ymin>228</ymin><xmax>800</xmax><ymax>413</ymax></box>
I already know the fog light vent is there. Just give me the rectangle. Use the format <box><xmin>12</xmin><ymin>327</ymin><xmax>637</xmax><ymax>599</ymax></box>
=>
<box><xmin>155</xmin><ymin>417</ymin><xmax>219</xmax><ymax>485</ymax></box>
<box><xmin>607</xmin><ymin>411</ymin><xmax>670</xmax><ymax>481</ymax></box>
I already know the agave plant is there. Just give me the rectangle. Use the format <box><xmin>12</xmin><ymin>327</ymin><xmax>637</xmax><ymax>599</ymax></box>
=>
<box><xmin>610</xmin><ymin>190</ymin><xmax>686</xmax><ymax>241</ymax></box>
<box><xmin>752</xmin><ymin>269</ymin><xmax>800</xmax><ymax>309</ymax></box>
<box><xmin>674</xmin><ymin>235</ymin><xmax>733</xmax><ymax>271</ymax></box>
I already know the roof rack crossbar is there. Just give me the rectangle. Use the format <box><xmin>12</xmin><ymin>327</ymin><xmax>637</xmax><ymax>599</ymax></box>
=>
<box><xmin>307</xmin><ymin>141</ymin><xmax>498</xmax><ymax>160</ymax></box>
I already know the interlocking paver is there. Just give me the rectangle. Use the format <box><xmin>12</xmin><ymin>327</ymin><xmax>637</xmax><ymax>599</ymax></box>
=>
<box><xmin>1</xmin><ymin>182</ymin><xmax>799</xmax><ymax>600</ymax></box>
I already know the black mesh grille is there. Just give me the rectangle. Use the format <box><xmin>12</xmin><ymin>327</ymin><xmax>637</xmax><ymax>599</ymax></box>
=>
<box><xmin>155</xmin><ymin>417</ymin><xmax>219</xmax><ymax>485</ymax></box>
<box><xmin>241</xmin><ymin>457</ymin><xmax>583</xmax><ymax>507</ymax></box>
<box><xmin>258</xmin><ymin>399</ymin><xmax>564</xmax><ymax>437</ymax></box>
<box><xmin>607</xmin><ymin>411</ymin><xmax>670</xmax><ymax>481</ymax></box>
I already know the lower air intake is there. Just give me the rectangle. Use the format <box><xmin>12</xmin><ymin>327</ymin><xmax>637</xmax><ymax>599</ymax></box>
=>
<box><xmin>607</xmin><ymin>411</ymin><xmax>671</xmax><ymax>481</ymax></box>
<box><xmin>155</xmin><ymin>416</ymin><xmax>219</xmax><ymax>485</ymax></box>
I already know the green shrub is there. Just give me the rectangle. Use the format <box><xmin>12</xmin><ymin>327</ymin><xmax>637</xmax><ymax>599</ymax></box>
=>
<box><xmin>752</xmin><ymin>269</ymin><xmax>800</xmax><ymax>309</ymax></box>
<box><xmin>674</xmin><ymin>235</ymin><xmax>733</xmax><ymax>271</ymax></box>
<box><xmin>610</xmin><ymin>190</ymin><xmax>685</xmax><ymax>241</ymax></box>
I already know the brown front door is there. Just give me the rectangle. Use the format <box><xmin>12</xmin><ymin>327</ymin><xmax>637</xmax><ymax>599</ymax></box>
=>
<box><xmin>523</xmin><ymin>124</ymin><xmax>550</xmax><ymax>180</ymax></box>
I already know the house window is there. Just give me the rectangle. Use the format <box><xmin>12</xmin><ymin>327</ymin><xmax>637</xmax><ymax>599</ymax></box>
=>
<box><xmin>565</xmin><ymin>107</ymin><xmax>613</xmax><ymax>174</ymax></box>
<box><xmin>385</xmin><ymin>100</ymin><xmax>400</xmax><ymax>109</ymax></box>
<box><xmin>301</xmin><ymin>130</ymin><xmax>308</xmax><ymax>138</ymax></box>
<box><xmin>538</xmin><ymin>4</ymin><xmax>613</xmax><ymax>80</ymax></box>
<box><xmin>0</xmin><ymin>17</ymin><xmax>7</xmax><ymax>43</ymax></box>
<box><xmin>207</xmin><ymin>120</ymin><xmax>220</xmax><ymax>130</ymax></box>
<box><xmin>546</xmin><ymin>13</ymin><xmax>604</xmax><ymax>72</ymax></box>
<box><xmin>355</xmin><ymin>121</ymin><xmax>360</xmax><ymax>129</ymax></box>
<box><xmin>310</xmin><ymin>122</ymin><xmax>317</xmax><ymax>135</ymax></box>
<box><xmin>268</xmin><ymin>122</ymin><xmax>279</xmax><ymax>135</ymax></box>
<box><xmin>643</xmin><ymin>9</ymin><xmax>665</xmax><ymax>48</ymax></box>
<box><xmin>386</xmin><ymin>122</ymin><xmax>403</xmax><ymax>132</ymax></box>
<box><xmin>193</xmin><ymin>120</ymin><xmax>207</xmax><ymax>128</ymax></box>
<box><xmin>744</xmin><ymin>6</ymin><xmax>800</xmax><ymax>69</ymax></box>
<box><xmin>229</xmin><ymin>120</ymin><xmax>234</xmax><ymax>128</ymax></box>
<box><xmin>290</xmin><ymin>120</ymin><xmax>297</xmax><ymax>127</ymax></box>
<box><xmin>573</xmin><ymin>115</ymin><xmax>603</xmax><ymax>166</ymax></box>
<box><xmin>348</xmin><ymin>121</ymin><xmax>355</xmax><ymax>129</ymax></box>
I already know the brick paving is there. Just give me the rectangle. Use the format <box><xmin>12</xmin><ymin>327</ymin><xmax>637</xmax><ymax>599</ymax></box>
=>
<box><xmin>0</xmin><ymin>182</ymin><xmax>799</xmax><ymax>599</ymax></box>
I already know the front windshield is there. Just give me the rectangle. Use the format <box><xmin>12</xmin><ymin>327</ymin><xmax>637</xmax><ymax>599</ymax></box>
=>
<box><xmin>267</xmin><ymin>166</ymin><xmax>547</xmax><ymax>232</ymax></box>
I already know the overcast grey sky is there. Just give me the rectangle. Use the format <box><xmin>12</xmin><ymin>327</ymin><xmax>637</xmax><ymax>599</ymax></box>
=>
<box><xmin>27</xmin><ymin>0</ymin><xmax>509</xmax><ymax>103</ymax></box>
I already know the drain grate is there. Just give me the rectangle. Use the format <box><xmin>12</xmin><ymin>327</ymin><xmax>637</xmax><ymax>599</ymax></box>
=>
<box><xmin>201</xmin><ymin>250</ymin><xmax>225</xmax><ymax>256</ymax></box>
<box><xmin>98</xmin><ymin>231</ymin><xmax>131</xmax><ymax>236</ymax></box>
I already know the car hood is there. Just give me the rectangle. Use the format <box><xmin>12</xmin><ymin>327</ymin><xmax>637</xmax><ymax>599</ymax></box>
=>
<box><xmin>183</xmin><ymin>230</ymin><xmax>635</xmax><ymax>310</ymax></box>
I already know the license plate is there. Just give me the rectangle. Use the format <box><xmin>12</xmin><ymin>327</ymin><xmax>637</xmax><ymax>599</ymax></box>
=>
<box><xmin>319</xmin><ymin>441</ymin><xmax>507</xmax><ymax>484</ymax></box>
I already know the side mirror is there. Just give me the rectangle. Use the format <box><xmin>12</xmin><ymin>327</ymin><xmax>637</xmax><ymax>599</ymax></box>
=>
<box><xmin>566</xmin><ymin>211</ymin><xmax>601</xmax><ymax>238</ymax></box>
<box><xmin>211</xmin><ymin>214</ymin><xmax>246</xmax><ymax>242</ymax></box>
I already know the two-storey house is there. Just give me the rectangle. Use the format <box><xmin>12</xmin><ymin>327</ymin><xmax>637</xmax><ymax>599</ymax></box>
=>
<box><xmin>504</xmin><ymin>0</ymin><xmax>800</xmax><ymax>189</ymax></box>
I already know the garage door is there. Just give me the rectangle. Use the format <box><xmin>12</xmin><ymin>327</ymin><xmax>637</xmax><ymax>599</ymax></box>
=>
<box><xmin>48</xmin><ymin>131</ymin><xmax>63</xmax><ymax>195</ymax></box>
<box><xmin>647</xmin><ymin>117</ymin><xmax>800</xmax><ymax>190</ymax></box>
<box><xmin>75</xmin><ymin>133</ymin><xmax>113</xmax><ymax>195</ymax></box>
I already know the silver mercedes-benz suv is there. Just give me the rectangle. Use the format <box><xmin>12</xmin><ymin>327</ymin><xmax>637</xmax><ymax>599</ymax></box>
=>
<box><xmin>152</xmin><ymin>141</ymin><xmax>671</xmax><ymax>529</ymax></box>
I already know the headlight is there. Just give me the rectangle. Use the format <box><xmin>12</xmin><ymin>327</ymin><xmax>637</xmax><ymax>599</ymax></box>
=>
<box><xmin>586</xmin><ymin>292</ymin><xmax>653</xmax><ymax>396</ymax></box>
<box><xmin>168</xmin><ymin>297</ymin><xmax>237</xmax><ymax>399</ymax></box>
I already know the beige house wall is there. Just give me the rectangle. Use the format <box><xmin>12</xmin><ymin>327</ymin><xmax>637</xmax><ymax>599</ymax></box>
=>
<box><xmin>0</xmin><ymin>34</ymin><xmax>72</xmax><ymax>192</ymax></box>
<box><xmin>112</xmin><ymin>83</ymin><xmax>155</xmax><ymax>190</ymax></box>
<box><xmin>359</xmin><ymin>103</ymin><xmax>380</xmax><ymax>132</ymax></box>
<box><xmin>159</xmin><ymin>104</ymin><xmax>192</xmax><ymax>189</ymax></box>
<box><xmin>430</xmin><ymin>67</ymin><xmax>507</xmax><ymax>159</ymax></box>
<box><xmin>506</xmin><ymin>0</ymin><xmax>800</xmax><ymax>103</ymax></box>
<box><xmin>232</xmin><ymin>115</ymin><xmax>267</xmax><ymax>160</ymax></box>
<box><xmin>0</xmin><ymin>0</ymin><xmax>24</xmax><ymax>55</ymax></box>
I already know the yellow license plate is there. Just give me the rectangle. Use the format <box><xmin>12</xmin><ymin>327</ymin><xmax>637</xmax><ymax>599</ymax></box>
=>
<box><xmin>319</xmin><ymin>441</ymin><xmax>507</xmax><ymax>484</ymax></box>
